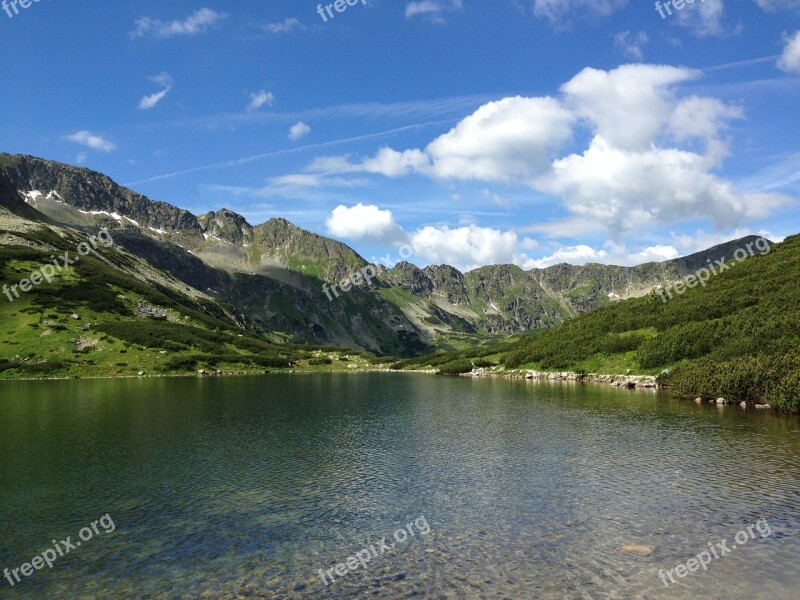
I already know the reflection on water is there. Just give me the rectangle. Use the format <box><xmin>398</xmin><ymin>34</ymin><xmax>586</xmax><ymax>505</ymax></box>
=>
<box><xmin>0</xmin><ymin>374</ymin><xmax>798</xmax><ymax>598</ymax></box>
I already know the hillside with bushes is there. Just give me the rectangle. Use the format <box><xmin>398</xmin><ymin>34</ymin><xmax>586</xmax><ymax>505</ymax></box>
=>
<box><xmin>394</xmin><ymin>234</ymin><xmax>800</xmax><ymax>412</ymax></box>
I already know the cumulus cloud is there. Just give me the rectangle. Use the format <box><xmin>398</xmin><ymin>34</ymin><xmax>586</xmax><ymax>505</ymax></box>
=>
<box><xmin>333</xmin><ymin>97</ymin><xmax>574</xmax><ymax>182</ymax></box>
<box><xmin>518</xmin><ymin>242</ymin><xmax>681</xmax><ymax>269</ymax></box>
<box><xmin>410</xmin><ymin>224</ymin><xmax>519</xmax><ymax>271</ymax></box>
<box><xmin>138</xmin><ymin>72</ymin><xmax>173</xmax><ymax>110</ymax></box>
<box><xmin>131</xmin><ymin>8</ymin><xmax>227</xmax><ymax>39</ymax></box>
<box><xmin>309</xmin><ymin>63</ymin><xmax>788</xmax><ymax>241</ymax></box>
<box><xmin>288</xmin><ymin>121</ymin><xmax>311</xmax><ymax>141</ymax></box>
<box><xmin>247</xmin><ymin>90</ymin><xmax>275</xmax><ymax>112</ymax></box>
<box><xmin>263</xmin><ymin>18</ymin><xmax>303</xmax><ymax>33</ymax></box>
<box><xmin>64</xmin><ymin>131</ymin><xmax>116</xmax><ymax>152</ymax></box>
<box><xmin>778</xmin><ymin>30</ymin><xmax>800</xmax><ymax>73</ymax></box>
<box><xmin>362</xmin><ymin>148</ymin><xmax>431</xmax><ymax>176</ymax></box>
<box><xmin>614</xmin><ymin>31</ymin><xmax>648</xmax><ymax>61</ymax></box>
<box><xmin>536</xmin><ymin>136</ymin><xmax>786</xmax><ymax>236</ymax></box>
<box><xmin>424</xmin><ymin>97</ymin><xmax>575</xmax><ymax>182</ymax></box>
<box><xmin>326</xmin><ymin>204</ymin><xmax>409</xmax><ymax>243</ymax></box>
<box><xmin>561</xmin><ymin>64</ymin><xmax>699</xmax><ymax>151</ymax></box>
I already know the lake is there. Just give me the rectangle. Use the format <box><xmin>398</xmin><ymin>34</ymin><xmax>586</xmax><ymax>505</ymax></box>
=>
<box><xmin>0</xmin><ymin>374</ymin><xmax>798</xmax><ymax>598</ymax></box>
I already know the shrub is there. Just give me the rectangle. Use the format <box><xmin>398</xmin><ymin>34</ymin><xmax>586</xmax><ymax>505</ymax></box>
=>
<box><xmin>308</xmin><ymin>357</ymin><xmax>332</xmax><ymax>366</ymax></box>
<box><xmin>437</xmin><ymin>359</ymin><xmax>474</xmax><ymax>375</ymax></box>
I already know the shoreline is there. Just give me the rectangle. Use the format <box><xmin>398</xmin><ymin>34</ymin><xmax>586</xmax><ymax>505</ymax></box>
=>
<box><xmin>0</xmin><ymin>366</ymin><xmax>790</xmax><ymax>414</ymax></box>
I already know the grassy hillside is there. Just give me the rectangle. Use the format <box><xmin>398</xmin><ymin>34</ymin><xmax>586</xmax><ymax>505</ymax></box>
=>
<box><xmin>395</xmin><ymin>234</ymin><xmax>800</xmax><ymax>412</ymax></box>
<box><xmin>0</xmin><ymin>213</ymin><xmax>363</xmax><ymax>378</ymax></box>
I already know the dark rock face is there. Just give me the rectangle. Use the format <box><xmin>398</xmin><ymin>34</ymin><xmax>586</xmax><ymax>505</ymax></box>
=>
<box><xmin>199</xmin><ymin>209</ymin><xmax>254</xmax><ymax>245</ymax></box>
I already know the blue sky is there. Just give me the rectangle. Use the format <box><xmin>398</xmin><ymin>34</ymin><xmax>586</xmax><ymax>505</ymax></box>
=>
<box><xmin>1</xmin><ymin>0</ymin><xmax>799</xmax><ymax>271</ymax></box>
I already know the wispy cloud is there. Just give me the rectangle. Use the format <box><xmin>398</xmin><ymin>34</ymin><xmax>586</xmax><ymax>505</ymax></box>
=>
<box><xmin>138</xmin><ymin>72</ymin><xmax>173</xmax><ymax>110</ymax></box>
<box><xmin>122</xmin><ymin>122</ymin><xmax>450</xmax><ymax>186</ymax></box>
<box><xmin>247</xmin><ymin>90</ymin><xmax>275</xmax><ymax>112</ymax></box>
<box><xmin>263</xmin><ymin>17</ymin><xmax>303</xmax><ymax>34</ymax></box>
<box><xmin>614</xmin><ymin>30</ymin><xmax>648</xmax><ymax>61</ymax></box>
<box><xmin>64</xmin><ymin>131</ymin><xmax>116</xmax><ymax>152</ymax></box>
<box><xmin>130</xmin><ymin>8</ymin><xmax>227</xmax><ymax>39</ymax></box>
<box><xmin>405</xmin><ymin>0</ymin><xmax>463</xmax><ymax>22</ymax></box>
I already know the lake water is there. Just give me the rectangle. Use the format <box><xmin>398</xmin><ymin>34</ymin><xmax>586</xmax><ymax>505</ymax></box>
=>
<box><xmin>0</xmin><ymin>374</ymin><xmax>798</xmax><ymax>599</ymax></box>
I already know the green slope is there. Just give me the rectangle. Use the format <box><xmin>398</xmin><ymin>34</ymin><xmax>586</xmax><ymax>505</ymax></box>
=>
<box><xmin>401</xmin><ymin>234</ymin><xmax>800</xmax><ymax>412</ymax></box>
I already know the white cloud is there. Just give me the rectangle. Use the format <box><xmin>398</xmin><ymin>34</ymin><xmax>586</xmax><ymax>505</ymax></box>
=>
<box><xmin>411</xmin><ymin>224</ymin><xmax>520</xmax><ymax>271</ymax></box>
<box><xmin>75</xmin><ymin>153</ymin><xmax>87</xmax><ymax>164</ymax></box>
<box><xmin>288</xmin><ymin>121</ymin><xmax>311</xmax><ymax>141</ymax></box>
<box><xmin>561</xmin><ymin>64</ymin><xmax>699</xmax><ymax>151</ymax></box>
<box><xmin>425</xmin><ymin>96</ymin><xmax>575</xmax><ymax>182</ymax></box>
<box><xmin>64</xmin><ymin>131</ymin><xmax>116</xmax><ymax>152</ymax></box>
<box><xmin>535</xmin><ymin>135</ymin><xmax>787</xmax><ymax>235</ymax></box>
<box><xmin>614</xmin><ymin>30</ymin><xmax>648</xmax><ymax>61</ymax></box>
<box><xmin>131</xmin><ymin>8</ymin><xmax>227</xmax><ymax>39</ymax></box>
<box><xmin>778</xmin><ymin>30</ymin><xmax>800</xmax><ymax>73</ymax></box>
<box><xmin>302</xmin><ymin>64</ymin><xmax>789</xmax><ymax>241</ymax></box>
<box><xmin>247</xmin><ymin>90</ymin><xmax>275</xmax><ymax>112</ymax></box>
<box><xmin>753</xmin><ymin>0</ymin><xmax>800</xmax><ymax>11</ymax></box>
<box><xmin>670</xmin><ymin>227</ymin><xmax>785</xmax><ymax>254</ymax></box>
<box><xmin>138</xmin><ymin>72</ymin><xmax>173</xmax><ymax>110</ymax></box>
<box><xmin>263</xmin><ymin>17</ymin><xmax>302</xmax><ymax>34</ymax></box>
<box><xmin>405</xmin><ymin>0</ymin><xmax>463</xmax><ymax>21</ymax></box>
<box><xmin>326</xmin><ymin>204</ymin><xmax>408</xmax><ymax>243</ymax></box>
<box><xmin>518</xmin><ymin>242</ymin><xmax>680</xmax><ymax>269</ymax></box>
<box><xmin>674</xmin><ymin>0</ymin><xmax>727</xmax><ymax>37</ymax></box>
<box><xmin>533</xmin><ymin>0</ymin><xmax>628</xmax><ymax>24</ymax></box>
<box><xmin>362</xmin><ymin>148</ymin><xmax>431</xmax><ymax>176</ymax></box>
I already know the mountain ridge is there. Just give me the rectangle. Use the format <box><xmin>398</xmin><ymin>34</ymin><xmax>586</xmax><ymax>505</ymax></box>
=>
<box><xmin>0</xmin><ymin>152</ymin><xmax>772</xmax><ymax>354</ymax></box>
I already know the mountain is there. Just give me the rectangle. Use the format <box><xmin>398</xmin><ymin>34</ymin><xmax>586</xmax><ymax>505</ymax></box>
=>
<box><xmin>0</xmin><ymin>153</ymin><xmax>773</xmax><ymax>357</ymax></box>
<box><xmin>394</xmin><ymin>234</ymin><xmax>800</xmax><ymax>412</ymax></box>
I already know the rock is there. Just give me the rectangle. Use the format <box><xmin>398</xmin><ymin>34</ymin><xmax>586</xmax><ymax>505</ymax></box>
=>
<box><xmin>618</xmin><ymin>544</ymin><xmax>655</xmax><ymax>557</ymax></box>
<box><xmin>137</xmin><ymin>371</ymin><xmax>144</xmax><ymax>376</ymax></box>
<box><xmin>740</xmin><ymin>401</ymin><xmax>748</xmax><ymax>408</ymax></box>
<box><xmin>695</xmin><ymin>397</ymin><xmax>703</xmax><ymax>404</ymax></box>
<box><xmin>626</xmin><ymin>381</ymin><xmax>636</xmax><ymax>389</ymax></box>
<box><xmin>755</xmin><ymin>404</ymin><xmax>771</xmax><ymax>409</ymax></box>
<box><xmin>716</xmin><ymin>397</ymin><xmax>727</xmax><ymax>405</ymax></box>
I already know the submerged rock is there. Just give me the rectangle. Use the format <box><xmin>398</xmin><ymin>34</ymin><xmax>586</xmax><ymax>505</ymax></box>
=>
<box><xmin>618</xmin><ymin>544</ymin><xmax>655</xmax><ymax>557</ymax></box>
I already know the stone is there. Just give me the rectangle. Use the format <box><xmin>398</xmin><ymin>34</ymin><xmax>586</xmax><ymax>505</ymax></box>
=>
<box><xmin>695</xmin><ymin>397</ymin><xmax>703</xmax><ymax>404</ymax></box>
<box><xmin>740</xmin><ymin>401</ymin><xmax>747</xmax><ymax>408</ymax></box>
<box><xmin>716</xmin><ymin>397</ymin><xmax>727</xmax><ymax>405</ymax></box>
<box><xmin>618</xmin><ymin>544</ymin><xmax>655</xmax><ymax>557</ymax></box>
<box><xmin>755</xmin><ymin>404</ymin><xmax>771</xmax><ymax>409</ymax></box>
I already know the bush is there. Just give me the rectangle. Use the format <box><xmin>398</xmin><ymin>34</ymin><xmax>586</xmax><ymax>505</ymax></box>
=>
<box><xmin>308</xmin><ymin>357</ymin><xmax>332</xmax><ymax>365</ymax></box>
<box><xmin>437</xmin><ymin>359</ymin><xmax>474</xmax><ymax>375</ymax></box>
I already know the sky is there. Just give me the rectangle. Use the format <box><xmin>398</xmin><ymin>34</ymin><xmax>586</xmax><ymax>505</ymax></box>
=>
<box><xmin>1</xmin><ymin>0</ymin><xmax>799</xmax><ymax>272</ymax></box>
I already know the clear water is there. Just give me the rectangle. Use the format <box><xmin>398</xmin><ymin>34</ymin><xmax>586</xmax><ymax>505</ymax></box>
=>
<box><xmin>0</xmin><ymin>374</ymin><xmax>798</xmax><ymax>599</ymax></box>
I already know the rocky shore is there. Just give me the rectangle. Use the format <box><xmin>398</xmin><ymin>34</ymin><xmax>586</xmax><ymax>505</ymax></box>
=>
<box><xmin>460</xmin><ymin>368</ymin><xmax>660</xmax><ymax>389</ymax></box>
